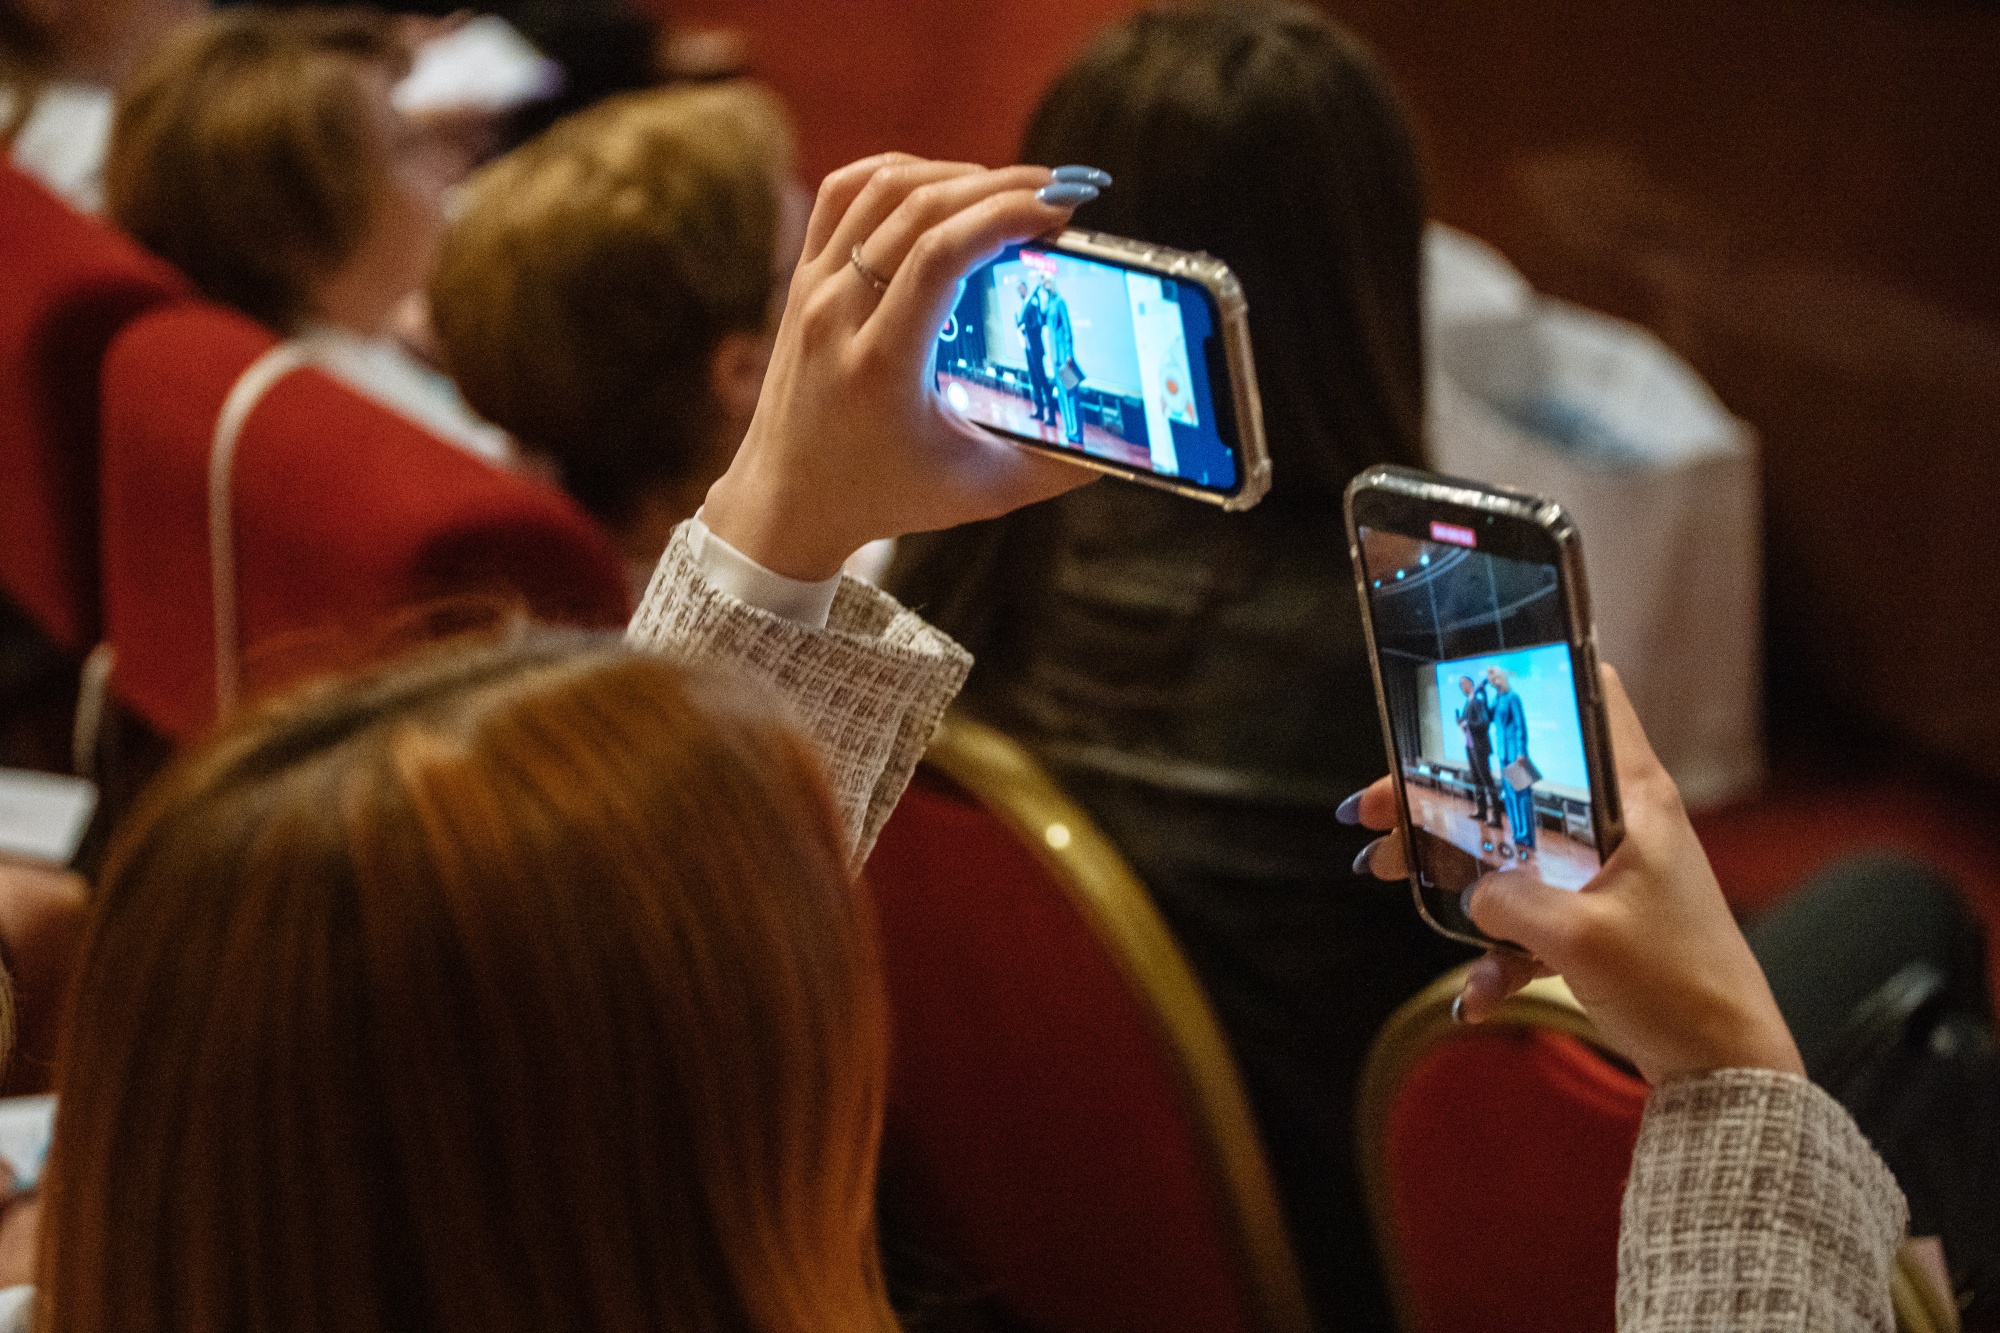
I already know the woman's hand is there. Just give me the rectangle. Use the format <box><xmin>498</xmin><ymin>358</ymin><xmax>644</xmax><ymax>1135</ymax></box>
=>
<box><xmin>1353</xmin><ymin>666</ymin><xmax>1804</xmax><ymax>1086</ymax></box>
<box><xmin>701</xmin><ymin>154</ymin><xmax>1097</xmax><ymax>581</ymax></box>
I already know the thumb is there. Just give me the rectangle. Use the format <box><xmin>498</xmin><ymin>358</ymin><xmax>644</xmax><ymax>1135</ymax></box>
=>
<box><xmin>1463</xmin><ymin>869</ymin><xmax>1584</xmax><ymax>964</ymax></box>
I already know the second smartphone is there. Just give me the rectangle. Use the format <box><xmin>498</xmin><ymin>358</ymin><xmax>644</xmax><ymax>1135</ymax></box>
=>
<box><xmin>934</xmin><ymin>229</ymin><xmax>1271</xmax><ymax>511</ymax></box>
<box><xmin>1345</xmin><ymin>465</ymin><xmax>1623</xmax><ymax>949</ymax></box>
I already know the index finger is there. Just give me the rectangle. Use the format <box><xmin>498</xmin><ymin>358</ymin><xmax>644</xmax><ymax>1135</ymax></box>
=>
<box><xmin>799</xmin><ymin>152</ymin><xmax>922</xmax><ymax>265</ymax></box>
<box><xmin>1356</xmin><ymin>774</ymin><xmax>1398</xmax><ymax>831</ymax></box>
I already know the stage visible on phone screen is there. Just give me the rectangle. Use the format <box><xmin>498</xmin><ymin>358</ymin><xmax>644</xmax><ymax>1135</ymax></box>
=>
<box><xmin>1358</xmin><ymin>525</ymin><xmax>1603</xmax><ymax>894</ymax></box>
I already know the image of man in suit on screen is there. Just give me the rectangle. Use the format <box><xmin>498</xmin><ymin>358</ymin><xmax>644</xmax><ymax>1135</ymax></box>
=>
<box><xmin>1039</xmin><ymin>270</ymin><xmax>1083</xmax><ymax>444</ymax></box>
<box><xmin>1487</xmin><ymin>665</ymin><xmax>1537</xmax><ymax>855</ymax></box>
<box><xmin>1456</xmin><ymin>675</ymin><xmax>1502</xmax><ymax>827</ymax></box>
<box><xmin>1014</xmin><ymin>277</ymin><xmax>1057</xmax><ymax>426</ymax></box>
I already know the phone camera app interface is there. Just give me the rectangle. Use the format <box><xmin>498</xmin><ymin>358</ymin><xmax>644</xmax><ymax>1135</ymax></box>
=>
<box><xmin>934</xmin><ymin>244</ymin><xmax>1237</xmax><ymax>491</ymax></box>
<box><xmin>1359</xmin><ymin>522</ymin><xmax>1602</xmax><ymax>895</ymax></box>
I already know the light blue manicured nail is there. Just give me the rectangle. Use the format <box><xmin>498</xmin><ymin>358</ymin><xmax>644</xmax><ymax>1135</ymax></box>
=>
<box><xmin>1450</xmin><ymin>992</ymin><xmax>1466</xmax><ymax>1024</ymax></box>
<box><xmin>1351</xmin><ymin>837</ymin><xmax>1381</xmax><ymax>876</ymax></box>
<box><xmin>1036</xmin><ymin>181</ymin><xmax>1100</xmax><ymax>207</ymax></box>
<box><xmin>1052</xmin><ymin>165</ymin><xmax>1112</xmax><ymax>187</ymax></box>
<box><xmin>1460</xmin><ymin>885</ymin><xmax>1478</xmax><ymax>920</ymax></box>
<box><xmin>1334</xmin><ymin>789</ymin><xmax>1366</xmax><ymax>826</ymax></box>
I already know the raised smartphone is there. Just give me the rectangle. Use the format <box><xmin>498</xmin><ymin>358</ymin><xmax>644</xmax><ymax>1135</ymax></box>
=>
<box><xmin>935</xmin><ymin>229</ymin><xmax>1271</xmax><ymax>510</ymax></box>
<box><xmin>1345</xmin><ymin>465</ymin><xmax>1623</xmax><ymax>948</ymax></box>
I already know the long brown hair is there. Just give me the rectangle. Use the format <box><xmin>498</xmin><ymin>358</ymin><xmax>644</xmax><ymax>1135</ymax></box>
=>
<box><xmin>40</xmin><ymin>628</ymin><xmax>898</xmax><ymax>1333</ymax></box>
<box><xmin>104</xmin><ymin>7</ymin><xmax>406</xmax><ymax>330</ymax></box>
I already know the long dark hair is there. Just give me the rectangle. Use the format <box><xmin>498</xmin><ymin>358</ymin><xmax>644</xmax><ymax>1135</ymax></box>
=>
<box><xmin>1023</xmin><ymin>0</ymin><xmax>1427</xmax><ymax>497</ymax></box>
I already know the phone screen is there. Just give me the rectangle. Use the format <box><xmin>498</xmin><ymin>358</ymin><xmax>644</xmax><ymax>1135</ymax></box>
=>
<box><xmin>1357</xmin><ymin>519</ymin><xmax>1606</xmax><ymax>904</ymax></box>
<box><xmin>934</xmin><ymin>242</ymin><xmax>1242</xmax><ymax>495</ymax></box>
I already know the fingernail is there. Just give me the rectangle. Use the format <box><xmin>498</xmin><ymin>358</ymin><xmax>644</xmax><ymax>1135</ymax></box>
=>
<box><xmin>1450</xmin><ymin>991</ymin><xmax>1466</xmax><ymax>1025</ymax></box>
<box><xmin>1052</xmin><ymin>165</ymin><xmax>1112</xmax><ymax>187</ymax></box>
<box><xmin>1459</xmin><ymin>885</ymin><xmax>1477</xmax><ymax>920</ymax></box>
<box><xmin>1036</xmin><ymin>181</ymin><xmax>1100</xmax><ymax>207</ymax></box>
<box><xmin>1351</xmin><ymin>837</ymin><xmax>1381</xmax><ymax>876</ymax></box>
<box><xmin>1334</xmin><ymin>789</ymin><xmax>1366</xmax><ymax>826</ymax></box>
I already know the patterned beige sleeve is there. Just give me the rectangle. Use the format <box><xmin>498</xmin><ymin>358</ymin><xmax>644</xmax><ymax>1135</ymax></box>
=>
<box><xmin>1619</xmin><ymin>1069</ymin><xmax>1908</xmax><ymax>1332</ymax></box>
<box><xmin>626</xmin><ymin>522</ymin><xmax>971</xmax><ymax>870</ymax></box>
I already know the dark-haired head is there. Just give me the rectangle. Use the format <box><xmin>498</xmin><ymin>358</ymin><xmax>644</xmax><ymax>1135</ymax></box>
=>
<box><xmin>1023</xmin><ymin>0</ymin><xmax>1426</xmax><ymax>502</ymax></box>
<box><xmin>41</xmin><ymin>628</ymin><xmax>897</xmax><ymax>1333</ymax></box>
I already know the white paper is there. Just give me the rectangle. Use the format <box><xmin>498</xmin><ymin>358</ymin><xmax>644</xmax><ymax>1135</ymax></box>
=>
<box><xmin>0</xmin><ymin>770</ymin><xmax>95</xmax><ymax>865</ymax></box>
<box><xmin>392</xmin><ymin>16</ymin><xmax>563</xmax><ymax>116</ymax></box>
<box><xmin>0</xmin><ymin>1096</ymin><xmax>54</xmax><ymax>1190</ymax></box>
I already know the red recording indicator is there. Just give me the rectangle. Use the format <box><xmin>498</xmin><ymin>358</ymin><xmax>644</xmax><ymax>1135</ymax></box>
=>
<box><xmin>1430</xmin><ymin>520</ymin><xmax>1477</xmax><ymax>548</ymax></box>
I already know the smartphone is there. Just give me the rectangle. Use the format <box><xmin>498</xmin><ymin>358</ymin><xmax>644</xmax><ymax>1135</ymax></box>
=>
<box><xmin>935</xmin><ymin>229</ymin><xmax>1271</xmax><ymax>511</ymax></box>
<box><xmin>1345</xmin><ymin>465</ymin><xmax>1623</xmax><ymax>949</ymax></box>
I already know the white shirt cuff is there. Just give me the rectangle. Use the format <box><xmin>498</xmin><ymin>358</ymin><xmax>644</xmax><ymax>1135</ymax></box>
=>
<box><xmin>687</xmin><ymin>512</ymin><xmax>842</xmax><ymax>630</ymax></box>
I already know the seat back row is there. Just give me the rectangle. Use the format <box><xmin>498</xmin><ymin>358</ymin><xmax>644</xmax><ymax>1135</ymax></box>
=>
<box><xmin>0</xmin><ymin>163</ymin><xmax>628</xmax><ymax>757</ymax></box>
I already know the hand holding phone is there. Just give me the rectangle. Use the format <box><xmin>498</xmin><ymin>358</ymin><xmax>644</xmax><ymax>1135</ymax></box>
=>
<box><xmin>703</xmin><ymin>156</ymin><xmax>1097</xmax><ymax>581</ymax></box>
<box><xmin>1346</xmin><ymin>466</ymin><xmax>1622</xmax><ymax>947</ymax></box>
<box><xmin>1348</xmin><ymin>666</ymin><xmax>1804</xmax><ymax>1086</ymax></box>
<box><xmin>937</xmin><ymin>230</ymin><xmax>1270</xmax><ymax>510</ymax></box>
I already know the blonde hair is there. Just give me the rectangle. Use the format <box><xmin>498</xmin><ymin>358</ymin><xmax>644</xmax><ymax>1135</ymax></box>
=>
<box><xmin>43</xmin><ymin>629</ymin><xmax>899</xmax><ymax>1333</ymax></box>
<box><xmin>431</xmin><ymin>81</ymin><xmax>793</xmax><ymax>530</ymax></box>
<box><xmin>104</xmin><ymin>7</ymin><xmax>404</xmax><ymax>330</ymax></box>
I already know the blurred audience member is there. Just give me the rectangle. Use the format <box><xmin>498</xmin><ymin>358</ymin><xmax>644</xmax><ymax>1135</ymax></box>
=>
<box><xmin>886</xmin><ymin>5</ymin><xmax>1462</xmax><ymax>1325</ymax></box>
<box><xmin>105</xmin><ymin>7</ymin><xmax>509</xmax><ymax>462</ymax></box>
<box><xmin>223</xmin><ymin>0</ymin><xmax>709</xmax><ymax>151</ymax></box>
<box><xmin>0</xmin><ymin>0</ymin><xmax>203</xmax><ymax>210</ymax></box>
<box><xmin>432</xmin><ymin>81</ymin><xmax>801</xmax><ymax>585</ymax></box>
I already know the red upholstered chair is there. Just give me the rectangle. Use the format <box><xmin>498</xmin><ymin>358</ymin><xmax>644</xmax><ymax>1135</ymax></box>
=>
<box><xmin>97</xmin><ymin>301</ymin><xmax>630</xmax><ymax>744</ymax></box>
<box><xmin>0</xmin><ymin>163</ymin><xmax>184</xmax><ymax>655</ymax></box>
<box><xmin>1358</xmin><ymin>970</ymin><xmax>1643</xmax><ymax>1333</ymax></box>
<box><xmin>863</xmin><ymin>715</ymin><xmax>1312</xmax><ymax>1333</ymax></box>
<box><xmin>1358</xmin><ymin>966</ymin><xmax>1961</xmax><ymax>1333</ymax></box>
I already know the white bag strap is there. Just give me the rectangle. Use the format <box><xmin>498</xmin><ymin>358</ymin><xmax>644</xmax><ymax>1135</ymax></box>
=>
<box><xmin>208</xmin><ymin>342</ymin><xmax>308</xmax><ymax>718</ymax></box>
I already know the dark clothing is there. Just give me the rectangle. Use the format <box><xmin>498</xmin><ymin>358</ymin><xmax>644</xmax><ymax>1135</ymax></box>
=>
<box><xmin>889</xmin><ymin>482</ymin><xmax>1471</xmax><ymax>1332</ymax></box>
<box><xmin>1458</xmin><ymin>690</ymin><xmax>1500</xmax><ymax>823</ymax></box>
<box><xmin>1017</xmin><ymin>294</ymin><xmax>1056</xmax><ymax>425</ymax></box>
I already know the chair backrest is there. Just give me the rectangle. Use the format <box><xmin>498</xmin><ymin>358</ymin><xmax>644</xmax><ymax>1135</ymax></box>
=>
<box><xmin>1358</xmin><ymin>968</ymin><xmax>1643</xmax><ymax>1333</ymax></box>
<box><xmin>863</xmin><ymin>715</ymin><xmax>1312</xmax><ymax>1333</ymax></box>
<box><xmin>0</xmin><ymin>163</ymin><xmax>185</xmax><ymax>654</ymax></box>
<box><xmin>97</xmin><ymin>301</ymin><xmax>630</xmax><ymax>743</ymax></box>
<box><xmin>1359</xmin><ymin>967</ymin><xmax>1959</xmax><ymax>1333</ymax></box>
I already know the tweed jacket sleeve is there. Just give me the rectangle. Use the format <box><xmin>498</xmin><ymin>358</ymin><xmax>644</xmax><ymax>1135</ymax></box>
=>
<box><xmin>1620</xmin><ymin>1069</ymin><xmax>1908</xmax><ymax>1332</ymax></box>
<box><xmin>626</xmin><ymin>521</ymin><xmax>971</xmax><ymax>870</ymax></box>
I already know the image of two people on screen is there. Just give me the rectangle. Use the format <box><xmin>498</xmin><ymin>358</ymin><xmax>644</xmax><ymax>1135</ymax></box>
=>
<box><xmin>1456</xmin><ymin>666</ymin><xmax>1537</xmax><ymax>855</ymax></box>
<box><xmin>1015</xmin><ymin>267</ymin><xmax>1083</xmax><ymax>444</ymax></box>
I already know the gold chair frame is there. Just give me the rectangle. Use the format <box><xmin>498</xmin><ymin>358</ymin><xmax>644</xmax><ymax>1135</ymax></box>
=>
<box><xmin>1357</xmin><ymin>963</ymin><xmax>1958</xmax><ymax>1333</ymax></box>
<box><xmin>922</xmin><ymin>713</ymin><xmax>1314</xmax><ymax>1333</ymax></box>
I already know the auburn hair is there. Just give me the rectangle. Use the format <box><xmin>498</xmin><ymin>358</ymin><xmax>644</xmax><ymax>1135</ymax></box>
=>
<box><xmin>430</xmin><ymin>81</ymin><xmax>793</xmax><ymax>531</ymax></box>
<box><xmin>40</xmin><ymin>628</ymin><xmax>898</xmax><ymax>1333</ymax></box>
<box><xmin>104</xmin><ymin>7</ymin><xmax>405</xmax><ymax>330</ymax></box>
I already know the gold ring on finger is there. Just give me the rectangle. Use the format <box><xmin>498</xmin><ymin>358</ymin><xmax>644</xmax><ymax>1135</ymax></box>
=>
<box><xmin>850</xmin><ymin>243</ymin><xmax>891</xmax><ymax>293</ymax></box>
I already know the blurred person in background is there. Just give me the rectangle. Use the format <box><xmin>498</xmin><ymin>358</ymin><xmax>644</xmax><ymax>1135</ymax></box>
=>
<box><xmin>105</xmin><ymin>6</ymin><xmax>511</xmax><ymax>461</ymax></box>
<box><xmin>223</xmin><ymin>0</ymin><xmax>748</xmax><ymax>151</ymax></box>
<box><xmin>885</xmin><ymin>4</ymin><xmax>1462</xmax><ymax>1323</ymax></box>
<box><xmin>431</xmin><ymin>80</ymin><xmax>804</xmax><ymax>590</ymax></box>
<box><xmin>0</xmin><ymin>0</ymin><xmax>202</xmax><ymax>209</ymax></box>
